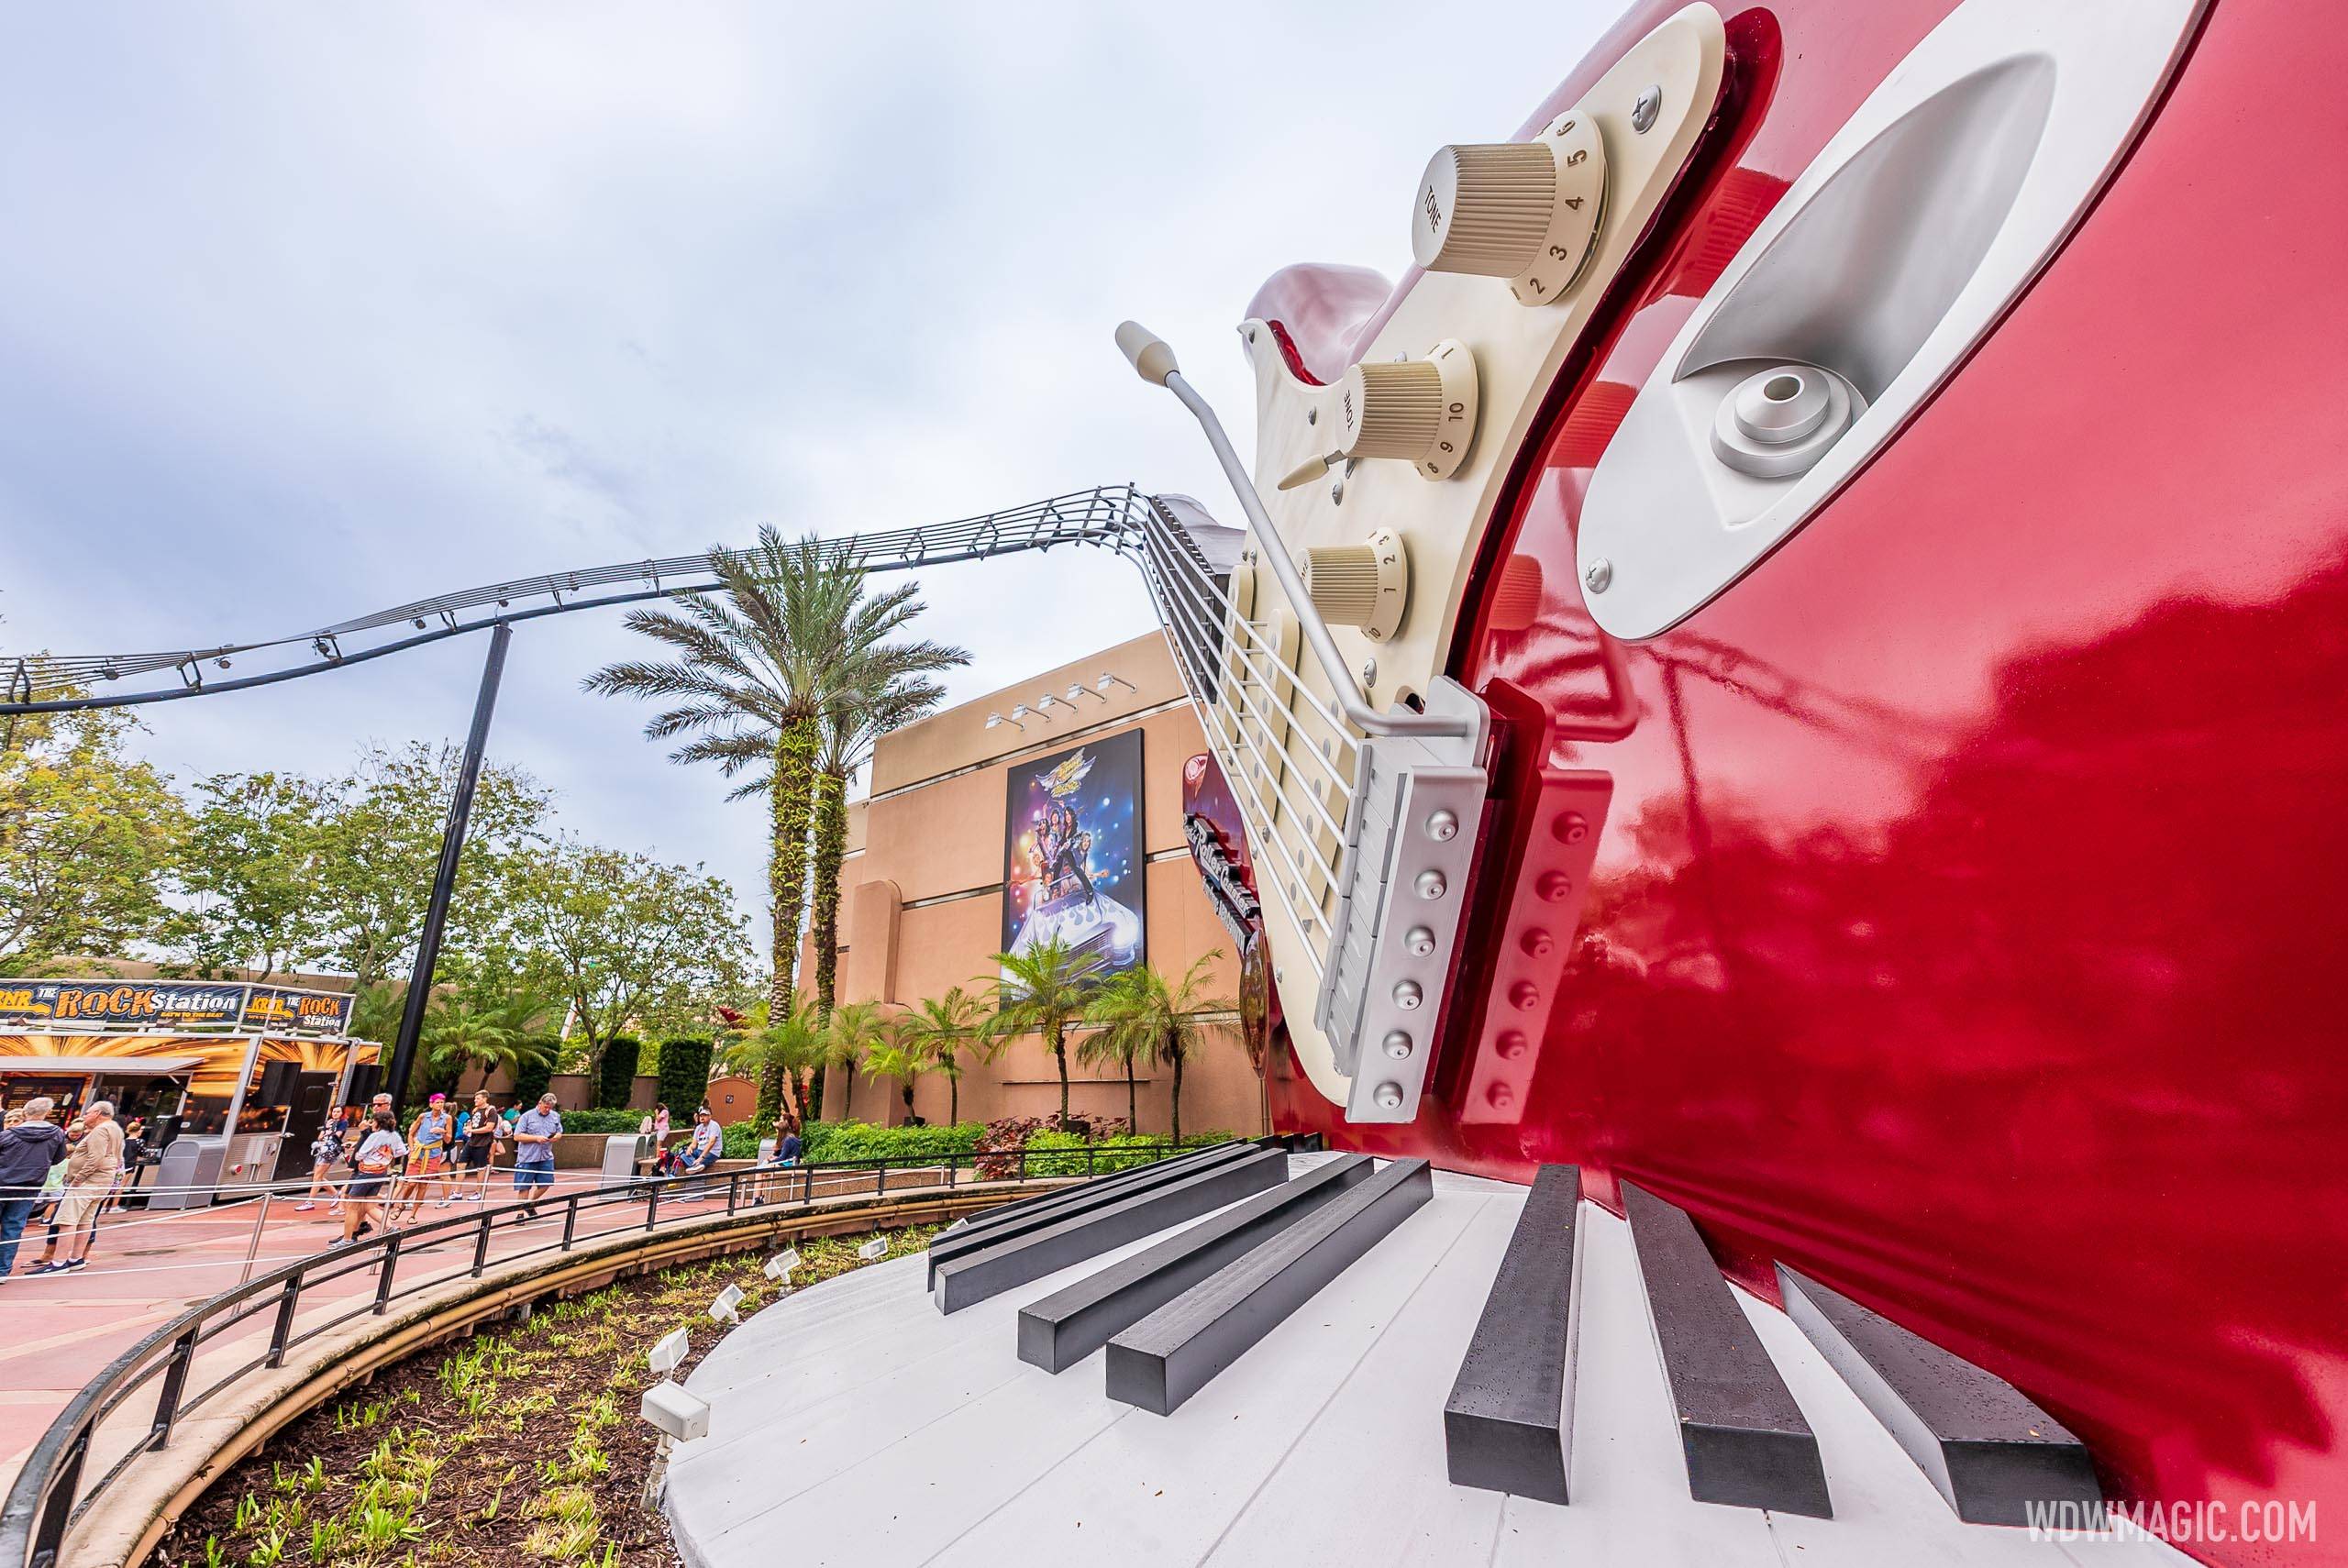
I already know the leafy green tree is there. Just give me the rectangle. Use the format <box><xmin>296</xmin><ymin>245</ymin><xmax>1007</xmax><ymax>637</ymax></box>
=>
<box><xmin>587</xmin><ymin>532</ymin><xmax>965</xmax><ymax>1128</ymax></box>
<box><xmin>504</xmin><ymin>839</ymin><xmax>754</xmax><ymax>1079</ymax></box>
<box><xmin>309</xmin><ymin>742</ymin><xmax>549</xmax><ymax>997</ymax></box>
<box><xmin>0</xmin><ymin>707</ymin><xmax>186</xmax><ymax>967</ymax></box>
<box><xmin>891</xmin><ymin>986</ymin><xmax>990</xmax><ymax>1126</ymax></box>
<box><xmin>987</xmin><ymin>937</ymin><xmax>1102</xmax><ymax>1126</ymax></box>
<box><xmin>171</xmin><ymin>770</ymin><xmax>331</xmax><ymax>978</ymax></box>
<box><xmin>1084</xmin><ymin>955</ymin><xmax>1235</xmax><ymax>1143</ymax></box>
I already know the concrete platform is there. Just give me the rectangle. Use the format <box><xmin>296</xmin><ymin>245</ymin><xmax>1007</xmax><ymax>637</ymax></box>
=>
<box><xmin>664</xmin><ymin>1161</ymin><xmax>2192</xmax><ymax>1568</ymax></box>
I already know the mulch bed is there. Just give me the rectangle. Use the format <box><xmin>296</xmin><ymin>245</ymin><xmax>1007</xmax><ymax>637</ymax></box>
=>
<box><xmin>152</xmin><ymin>1222</ymin><xmax>945</xmax><ymax>1568</ymax></box>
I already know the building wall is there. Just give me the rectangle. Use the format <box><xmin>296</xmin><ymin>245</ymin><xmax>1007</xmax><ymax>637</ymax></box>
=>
<box><xmin>817</xmin><ymin>631</ymin><xmax>1262</xmax><ymax>1140</ymax></box>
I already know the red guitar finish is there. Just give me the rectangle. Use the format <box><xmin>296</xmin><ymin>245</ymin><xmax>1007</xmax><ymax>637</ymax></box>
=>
<box><xmin>1263</xmin><ymin>2</ymin><xmax>2348</xmax><ymax>1562</ymax></box>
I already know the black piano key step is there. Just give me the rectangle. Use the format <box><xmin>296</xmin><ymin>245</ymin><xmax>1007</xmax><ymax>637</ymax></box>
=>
<box><xmin>1776</xmin><ymin>1264</ymin><xmax>2103</xmax><ymax>1526</ymax></box>
<box><xmin>1621</xmin><ymin>1181</ymin><xmax>1833</xmax><ymax>1518</ymax></box>
<box><xmin>928</xmin><ymin>1142</ymin><xmax>1256</xmax><ymax>1288</ymax></box>
<box><xmin>1018</xmin><ymin>1154</ymin><xmax>1378</xmax><ymax>1373</ymax></box>
<box><xmin>931</xmin><ymin>1146</ymin><xmax>1290</xmax><ymax>1313</ymax></box>
<box><xmin>1106</xmin><ymin>1157</ymin><xmax>1432</xmax><ymax>1417</ymax></box>
<box><xmin>1445</xmin><ymin>1164</ymin><xmax>1584</xmax><ymax>1505</ymax></box>
<box><xmin>947</xmin><ymin>1141</ymin><xmax>1246</xmax><ymax>1244</ymax></box>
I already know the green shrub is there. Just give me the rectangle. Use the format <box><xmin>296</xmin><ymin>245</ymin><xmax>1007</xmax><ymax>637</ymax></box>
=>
<box><xmin>799</xmin><ymin>1120</ymin><xmax>984</xmax><ymax>1165</ymax></box>
<box><xmin>1023</xmin><ymin>1129</ymin><xmax>1091</xmax><ymax>1177</ymax></box>
<box><xmin>510</xmin><ymin>1047</ymin><xmax>555</xmax><ymax>1110</ymax></box>
<box><xmin>549</xmin><ymin>1109</ymin><xmax>648</xmax><ymax>1135</ymax></box>
<box><xmin>721</xmin><ymin>1122</ymin><xmax>764</xmax><ymax>1160</ymax></box>
<box><xmin>595</xmin><ymin>1039</ymin><xmax>640</xmax><ymax>1110</ymax></box>
<box><xmin>656</xmin><ymin>1038</ymin><xmax>714</xmax><ymax>1118</ymax></box>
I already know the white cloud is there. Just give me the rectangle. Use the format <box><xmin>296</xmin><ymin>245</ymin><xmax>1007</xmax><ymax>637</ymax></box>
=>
<box><xmin>0</xmin><ymin>0</ymin><xmax>1605</xmax><ymax>948</ymax></box>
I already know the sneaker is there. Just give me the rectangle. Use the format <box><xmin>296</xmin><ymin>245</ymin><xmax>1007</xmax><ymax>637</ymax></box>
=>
<box><xmin>294</xmin><ymin>1202</ymin><xmax>316</xmax><ymax>1212</ymax></box>
<box><xmin>28</xmin><ymin>1261</ymin><xmax>62</xmax><ymax>1275</ymax></box>
<box><xmin>60</xmin><ymin>1258</ymin><xmax>86</xmax><ymax>1272</ymax></box>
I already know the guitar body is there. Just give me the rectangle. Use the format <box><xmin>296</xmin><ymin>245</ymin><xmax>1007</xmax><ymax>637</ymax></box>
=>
<box><xmin>1251</xmin><ymin>0</ymin><xmax>2348</xmax><ymax>1549</ymax></box>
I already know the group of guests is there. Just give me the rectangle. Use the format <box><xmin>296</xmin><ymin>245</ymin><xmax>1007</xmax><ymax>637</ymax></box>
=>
<box><xmin>643</xmin><ymin>1102</ymin><xmax>728</xmax><ymax>1179</ymax></box>
<box><xmin>0</xmin><ymin>1098</ymin><xmax>131</xmax><ymax>1279</ymax></box>
<box><xmin>301</xmin><ymin>1090</ymin><xmax>569</xmax><ymax>1242</ymax></box>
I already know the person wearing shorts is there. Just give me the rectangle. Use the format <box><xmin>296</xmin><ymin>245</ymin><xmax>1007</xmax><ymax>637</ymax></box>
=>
<box><xmin>393</xmin><ymin>1094</ymin><xmax>453</xmax><ymax>1219</ymax></box>
<box><xmin>341</xmin><ymin>1111</ymin><xmax>406</xmax><ymax>1242</ymax></box>
<box><xmin>509</xmin><ymin>1094</ymin><xmax>562</xmax><ymax>1213</ymax></box>
<box><xmin>454</xmin><ymin>1092</ymin><xmax>502</xmax><ymax>1200</ymax></box>
<box><xmin>42</xmin><ymin>1102</ymin><xmax>123</xmax><ymax>1274</ymax></box>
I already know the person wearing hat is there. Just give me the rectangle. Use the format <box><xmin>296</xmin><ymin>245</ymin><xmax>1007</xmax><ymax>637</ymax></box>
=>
<box><xmin>676</xmin><ymin>1106</ymin><xmax>724</xmax><ymax>1197</ymax></box>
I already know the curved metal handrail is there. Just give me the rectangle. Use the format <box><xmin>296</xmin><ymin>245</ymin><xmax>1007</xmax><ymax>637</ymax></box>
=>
<box><xmin>0</xmin><ymin>1141</ymin><xmax>1189</xmax><ymax>1568</ymax></box>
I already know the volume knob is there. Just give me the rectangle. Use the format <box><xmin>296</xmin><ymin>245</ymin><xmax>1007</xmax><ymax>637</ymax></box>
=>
<box><xmin>1305</xmin><ymin>527</ymin><xmax>1410</xmax><ymax>643</ymax></box>
<box><xmin>1331</xmin><ymin>339</ymin><xmax>1479</xmax><ymax>480</ymax></box>
<box><xmin>1412</xmin><ymin>111</ymin><xmax>1607</xmax><ymax>305</ymax></box>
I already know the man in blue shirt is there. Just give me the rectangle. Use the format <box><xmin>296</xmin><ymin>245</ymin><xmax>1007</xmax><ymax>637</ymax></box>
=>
<box><xmin>0</xmin><ymin>1099</ymin><xmax>68</xmax><ymax>1280</ymax></box>
<box><xmin>509</xmin><ymin>1093</ymin><xmax>563</xmax><ymax>1215</ymax></box>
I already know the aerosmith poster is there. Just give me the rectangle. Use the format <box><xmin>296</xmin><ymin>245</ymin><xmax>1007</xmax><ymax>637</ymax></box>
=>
<box><xmin>1002</xmin><ymin>731</ymin><xmax>1145</xmax><ymax>977</ymax></box>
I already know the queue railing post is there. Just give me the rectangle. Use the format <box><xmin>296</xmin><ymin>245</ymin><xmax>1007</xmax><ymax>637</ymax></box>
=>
<box><xmin>33</xmin><ymin>1429</ymin><xmax>87</xmax><ymax>1565</ymax></box>
<box><xmin>645</xmin><ymin>1184</ymin><xmax>659</xmax><ymax>1233</ymax></box>
<box><xmin>266</xmin><ymin>1272</ymin><xmax>302</xmax><ymax>1368</ymax></box>
<box><xmin>148</xmin><ymin>1326</ymin><xmax>200</xmax><ymax>1450</ymax></box>
<box><xmin>471</xmin><ymin>1210</ymin><xmax>493</xmax><ymax>1278</ymax></box>
<box><xmin>560</xmin><ymin>1193</ymin><xmax>579</xmax><ymax>1252</ymax></box>
<box><xmin>372</xmin><ymin>1235</ymin><xmax>402</xmax><ymax>1315</ymax></box>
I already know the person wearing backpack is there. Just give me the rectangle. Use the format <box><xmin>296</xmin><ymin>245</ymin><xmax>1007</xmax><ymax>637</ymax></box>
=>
<box><xmin>340</xmin><ymin>1110</ymin><xmax>406</xmax><ymax>1243</ymax></box>
<box><xmin>0</xmin><ymin>1098</ymin><xmax>67</xmax><ymax>1279</ymax></box>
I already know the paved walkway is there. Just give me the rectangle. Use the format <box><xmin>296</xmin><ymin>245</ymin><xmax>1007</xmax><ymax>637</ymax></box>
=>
<box><xmin>0</xmin><ymin>1162</ymin><xmax>992</xmax><ymax>1501</ymax></box>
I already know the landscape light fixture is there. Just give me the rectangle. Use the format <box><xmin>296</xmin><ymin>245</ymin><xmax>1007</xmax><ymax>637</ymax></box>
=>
<box><xmin>858</xmin><ymin>1234</ymin><xmax>890</xmax><ymax>1261</ymax></box>
<box><xmin>709</xmin><ymin>1283</ymin><xmax>745</xmax><ymax>1324</ymax></box>
<box><xmin>985</xmin><ymin>710</ymin><xmax>1024</xmax><ymax>733</ymax></box>
<box><xmin>648</xmin><ymin>1328</ymin><xmax>690</xmax><ymax>1377</ymax></box>
<box><xmin>764</xmin><ymin>1247</ymin><xmax>801</xmax><ymax>1284</ymax></box>
<box><xmin>1097</xmin><ymin>671</ymin><xmax>1135</xmax><ymax>694</ymax></box>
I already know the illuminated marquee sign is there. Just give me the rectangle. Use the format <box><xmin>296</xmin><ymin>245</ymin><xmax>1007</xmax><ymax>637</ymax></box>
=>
<box><xmin>0</xmin><ymin>979</ymin><xmax>357</xmax><ymax>1037</ymax></box>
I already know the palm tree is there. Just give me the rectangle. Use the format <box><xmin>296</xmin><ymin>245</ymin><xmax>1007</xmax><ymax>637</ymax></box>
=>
<box><xmin>892</xmin><ymin>986</ymin><xmax>991</xmax><ymax>1126</ymax></box>
<box><xmin>862</xmin><ymin>1028</ymin><xmax>937</xmax><ymax>1126</ymax></box>
<box><xmin>422</xmin><ymin>990</ymin><xmax>557</xmax><ymax>1089</ymax></box>
<box><xmin>825</xmin><ymin>999</ymin><xmax>889</xmax><ymax>1070</ymax></box>
<box><xmin>1085</xmin><ymin>955</ymin><xmax>1235</xmax><ymax>1143</ymax></box>
<box><xmin>720</xmin><ymin>999</ymin><xmax>829</xmax><ymax>1126</ymax></box>
<box><xmin>809</xmin><ymin>669</ymin><xmax>958</xmax><ymax>1020</ymax></box>
<box><xmin>585</xmin><ymin>529</ymin><xmax>958</xmax><ymax>1125</ymax></box>
<box><xmin>987</xmin><ymin>937</ymin><xmax>1102</xmax><ymax>1126</ymax></box>
<box><xmin>1075</xmin><ymin>993</ymin><xmax>1146</xmax><ymax>1131</ymax></box>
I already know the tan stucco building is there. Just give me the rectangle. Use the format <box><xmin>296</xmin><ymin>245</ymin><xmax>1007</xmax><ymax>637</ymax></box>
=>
<box><xmin>818</xmin><ymin>632</ymin><xmax>1263</xmax><ymax>1138</ymax></box>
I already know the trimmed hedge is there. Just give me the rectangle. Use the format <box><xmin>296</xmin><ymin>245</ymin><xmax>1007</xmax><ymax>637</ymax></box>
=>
<box><xmin>551</xmin><ymin>1108</ymin><xmax>652</xmax><ymax>1135</ymax></box>
<box><xmin>510</xmin><ymin>1046</ymin><xmax>555</xmax><ymax>1110</ymax></box>
<box><xmin>693</xmin><ymin>1119</ymin><xmax>1239</xmax><ymax>1168</ymax></box>
<box><xmin>595</xmin><ymin>1038</ymin><xmax>640</xmax><ymax>1110</ymax></box>
<box><xmin>657</xmin><ymin>1037</ymin><xmax>715</xmax><ymax>1117</ymax></box>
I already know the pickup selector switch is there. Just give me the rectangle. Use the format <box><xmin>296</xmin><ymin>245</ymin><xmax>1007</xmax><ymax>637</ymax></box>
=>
<box><xmin>1413</xmin><ymin>110</ymin><xmax>1608</xmax><ymax>305</ymax></box>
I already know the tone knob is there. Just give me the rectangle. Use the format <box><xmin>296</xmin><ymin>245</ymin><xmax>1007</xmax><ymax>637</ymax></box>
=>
<box><xmin>1332</xmin><ymin>339</ymin><xmax>1479</xmax><ymax>480</ymax></box>
<box><xmin>1304</xmin><ymin>526</ymin><xmax>1410</xmax><ymax>643</ymax></box>
<box><xmin>1412</xmin><ymin>109</ymin><xmax>1607</xmax><ymax>305</ymax></box>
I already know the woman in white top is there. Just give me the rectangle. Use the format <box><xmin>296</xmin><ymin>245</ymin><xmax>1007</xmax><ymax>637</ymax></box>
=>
<box><xmin>340</xmin><ymin>1110</ymin><xmax>407</xmax><ymax>1243</ymax></box>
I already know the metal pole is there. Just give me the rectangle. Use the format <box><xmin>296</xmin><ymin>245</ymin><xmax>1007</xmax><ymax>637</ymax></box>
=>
<box><xmin>386</xmin><ymin>623</ymin><xmax>512</xmax><ymax>1110</ymax></box>
<box><xmin>238</xmin><ymin>1194</ymin><xmax>272</xmax><ymax>1286</ymax></box>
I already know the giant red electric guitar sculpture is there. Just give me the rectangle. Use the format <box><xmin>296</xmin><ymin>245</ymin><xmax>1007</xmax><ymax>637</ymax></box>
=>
<box><xmin>1149</xmin><ymin>0</ymin><xmax>2343</xmax><ymax>1561</ymax></box>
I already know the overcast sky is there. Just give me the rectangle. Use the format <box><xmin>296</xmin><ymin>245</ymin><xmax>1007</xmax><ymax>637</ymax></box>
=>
<box><xmin>0</xmin><ymin>1</ymin><xmax>1602</xmax><ymax>948</ymax></box>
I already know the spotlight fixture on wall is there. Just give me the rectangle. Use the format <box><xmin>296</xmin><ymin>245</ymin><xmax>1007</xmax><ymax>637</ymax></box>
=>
<box><xmin>1097</xmin><ymin>671</ymin><xmax>1135</xmax><ymax>694</ymax></box>
<box><xmin>1069</xmin><ymin>681</ymin><xmax>1107</xmax><ymax>703</ymax></box>
<box><xmin>985</xmin><ymin>710</ymin><xmax>1024</xmax><ymax>733</ymax></box>
<box><xmin>1034</xmin><ymin>691</ymin><xmax>1069</xmax><ymax>717</ymax></box>
<box><xmin>1010</xmin><ymin>702</ymin><xmax>1036</xmax><ymax>725</ymax></box>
